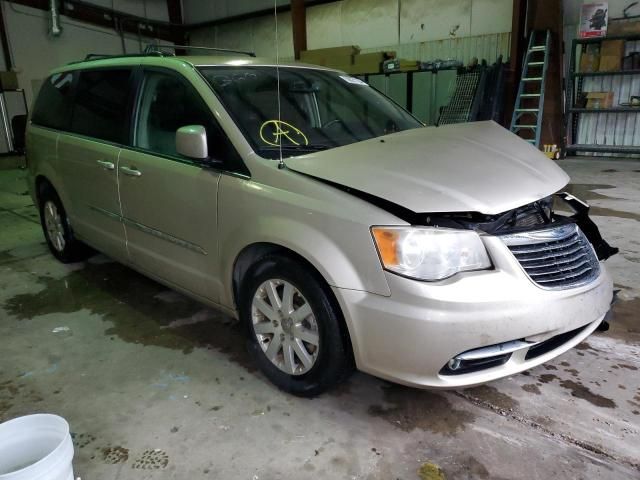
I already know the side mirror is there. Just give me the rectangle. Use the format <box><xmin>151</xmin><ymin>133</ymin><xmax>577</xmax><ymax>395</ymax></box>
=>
<box><xmin>176</xmin><ymin>125</ymin><xmax>208</xmax><ymax>160</ymax></box>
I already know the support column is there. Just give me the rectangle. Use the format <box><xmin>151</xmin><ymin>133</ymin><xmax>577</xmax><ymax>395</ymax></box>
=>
<box><xmin>0</xmin><ymin>2</ymin><xmax>13</xmax><ymax>69</ymax></box>
<box><xmin>504</xmin><ymin>0</ymin><xmax>527</xmax><ymax>127</ymax></box>
<box><xmin>291</xmin><ymin>0</ymin><xmax>307</xmax><ymax>60</ymax></box>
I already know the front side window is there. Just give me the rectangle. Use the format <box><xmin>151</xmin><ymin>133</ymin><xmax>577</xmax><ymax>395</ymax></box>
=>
<box><xmin>134</xmin><ymin>70</ymin><xmax>235</xmax><ymax>165</ymax></box>
<box><xmin>70</xmin><ymin>68</ymin><xmax>132</xmax><ymax>143</ymax></box>
<box><xmin>199</xmin><ymin>66</ymin><xmax>423</xmax><ymax>159</ymax></box>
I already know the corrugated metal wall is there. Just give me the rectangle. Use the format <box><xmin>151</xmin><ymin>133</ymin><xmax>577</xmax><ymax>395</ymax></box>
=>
<box><xmin>190</xmin><ymin>27</ymin><xmax>511</xmax><ymax>68</ymax></box>
<box><xmin>237</xmin><ymin>31</ymin><xmax>512</xmax><ymax>66</ymax></box>
<box><xmin>360</xmin><ymin>32</ymin><xmax>511</xmax><ymax>65</ymax></box>
<box><xmin>577</xmin><ymin>40</ymin><xmax>640</xmax><ymax>156</ymax></box>
<box><xmin>361</xmin><ymin>33</ymin><xmax>510</xmax><ymax>125</ymax></box>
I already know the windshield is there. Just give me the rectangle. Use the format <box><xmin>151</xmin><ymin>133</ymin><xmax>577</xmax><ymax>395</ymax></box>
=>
<box><xmin>199</xmin><ymin>66</ymin><xmax>423</xmax><ymax>159</ymax></box>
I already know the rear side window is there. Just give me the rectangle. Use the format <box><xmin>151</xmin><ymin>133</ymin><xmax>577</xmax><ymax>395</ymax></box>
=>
<box><xmin>31</xmin><ymin>72</ymin><xmax>76</xmax><ymax>130</ymax></box>
<box><xmin>70</xmin><ymin>69</ymin><xmax>132</xmax><ymax>143</ymax></box>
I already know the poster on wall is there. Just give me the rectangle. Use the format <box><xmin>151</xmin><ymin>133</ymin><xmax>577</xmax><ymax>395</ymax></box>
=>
<box><xmin>579</xmin><ymin>2</ymin><xmax>608</xmax><ymax>38</ymax></box>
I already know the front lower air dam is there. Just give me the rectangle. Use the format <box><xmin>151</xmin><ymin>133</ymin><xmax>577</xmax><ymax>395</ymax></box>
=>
<box><xmin>441</xmin><ymin>324</ymin><xmax>592</xmax><ymax>377</ymax></box>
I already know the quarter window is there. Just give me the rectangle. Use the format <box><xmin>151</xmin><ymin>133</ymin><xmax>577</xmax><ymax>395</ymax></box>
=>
<box><xmin>70</xmin><ymin>69</ymin><xmax>132</xmax><ymax>143</ymax></box>
<box><xmin>31</xmin><ymin>72</ymin><xmax>76</xmax><ymax>130</ymax></box>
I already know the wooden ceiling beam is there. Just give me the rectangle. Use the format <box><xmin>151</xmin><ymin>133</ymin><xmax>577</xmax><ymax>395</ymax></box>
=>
<box><xmin>291</xmin><ymin>0</ymin><xmax>307</xmax><ymax>60</ymax></box>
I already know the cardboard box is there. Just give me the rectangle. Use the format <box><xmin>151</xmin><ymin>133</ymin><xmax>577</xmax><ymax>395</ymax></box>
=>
<box><xmin>586</xmin><ymin>91</ymin><xmax>614</xmax><ymax>109</ymax></box>
<box><xmin>0</xmin><ymin>71</ymin><xmax>18</xmax><ymax>90</ymax></box>
<box><xmin>397</xmin><ymin>61</ymin><xmax>419</xmax><ymax>72</ymax></box>
<box><xmin>328</xmin><ymin>62</ymin><xmax>355</xmax><ymax>74</ymax></box>
<box><xmin>599</xmin><ymin>40</ymin><xmax>625</xmax><ymax>72</ymax></box>
<box><xmin>323</xmin><ymin>56</ymin><xmax>355</xmax><ymax>69</ymax></box>
<box><xmin>580</xmin><ymin>44</ymin><xmax>600</xmax><ymax>72</ymax></box>
<box><xmin>400</xmin><ymin>63</ymin><xmax>420</xmax><ymax>72</ymax></box>
<box><xmin>300</xmin><ymin>46</ymin><xmax>360</xmax><ymax>66</ymax></box>
<box><xmin>383</xmin><ymin>58</ymin><xmax>419</xmax><ymax>73</ymax></box>
<box><xmin>349</xmin><ymin>63</ymin><xmax>376</xmax><ymax>75</ymax></box>
<box><xmin>608</xmin><ymin>19</ymin><xmax>640</xmax><ymax>35</ymax></box>
<box><xmin>351</xmin><ymin>52</ymin><xmax>385</xmax><ymax>74</ymax></box>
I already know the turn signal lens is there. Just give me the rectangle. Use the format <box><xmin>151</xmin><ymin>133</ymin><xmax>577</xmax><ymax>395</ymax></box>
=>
<box><xmin>372</xmin><ymin>228</ymin><xmax>399</xmax><ymax>266</ymax></box>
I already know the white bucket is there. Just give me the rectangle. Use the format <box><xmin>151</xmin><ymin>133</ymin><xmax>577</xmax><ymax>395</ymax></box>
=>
<box><xmin>0</xmin><ymin>414</ymin><xmax>74</xmax><ymax>480</ymax></box>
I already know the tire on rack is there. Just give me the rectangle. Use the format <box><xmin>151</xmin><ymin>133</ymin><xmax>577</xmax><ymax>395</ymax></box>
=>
<box><xmin>239</xmin><ymin>253</ymin><xmax>353</xmax><ymax>397</ymax></box>
<box><xmin>38</xmin><ymin>184</ymin><xmax>90</xmax><ymax>263</ymax></box>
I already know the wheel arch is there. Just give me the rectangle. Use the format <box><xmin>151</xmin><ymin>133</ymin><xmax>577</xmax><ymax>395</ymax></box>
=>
<box><xmin>231</xmin><ymin>242</ymin><xmax>355</xmax><ymax>361</ymax></box>
<box><xmin>232</xmin><ymin>242</ymin><xmax>334</xmax><ymax>310</ymax></box>
<box><xmin>35</xmin><ymin>174</ymin><xmax>55</xmax><ymax>205</ymax></box>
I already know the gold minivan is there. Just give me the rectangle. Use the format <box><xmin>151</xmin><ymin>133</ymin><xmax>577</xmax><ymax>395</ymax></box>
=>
<box><xmin>26</xmin><ymin>49</ymin><xmax>615</xmax><ymax>396</ymax></box>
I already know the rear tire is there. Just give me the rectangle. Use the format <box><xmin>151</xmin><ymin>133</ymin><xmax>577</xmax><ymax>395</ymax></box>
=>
<box><xmin>239</xmin><ymin>254</ymin><xmax>352</xmax><ymax>396</ymax></box>
<box><xmin>38</xmin><ymin>185</ymin><xmax>90</xmax><ymax>263</ymax></box>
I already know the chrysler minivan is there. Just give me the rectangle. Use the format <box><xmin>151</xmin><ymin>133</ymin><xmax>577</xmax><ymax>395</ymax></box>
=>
<box><xmin>26</xmin><ymin>51</ymin><xmax>615</xmax><ymax>396</ymax></box>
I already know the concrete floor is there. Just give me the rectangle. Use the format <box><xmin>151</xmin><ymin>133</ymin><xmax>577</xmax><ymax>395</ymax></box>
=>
<box><xmin>1</xmin><ymin>157</ymin><xmax>639</xmax><ymax>479</ymax></box>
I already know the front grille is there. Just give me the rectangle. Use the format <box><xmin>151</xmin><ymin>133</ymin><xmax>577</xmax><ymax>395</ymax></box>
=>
<box><xmin>500</xmin><ymin>223</ymin><xmax>600</xmax><ymax>290</ymax></box>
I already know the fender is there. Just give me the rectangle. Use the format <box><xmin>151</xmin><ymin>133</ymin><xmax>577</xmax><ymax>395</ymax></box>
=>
<box><xmin>218</xmin><ymin>214</ymin><xmax>392</xmax><ymax>309</ymax></box>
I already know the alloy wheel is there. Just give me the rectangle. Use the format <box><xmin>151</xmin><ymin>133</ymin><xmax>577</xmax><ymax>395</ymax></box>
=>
<box><xmin>251</xmin><ymin>279</ymin><xmax>320</xmax><ymax>375</ymax></box>
<box><xmin>43</xmin><ymin>200</ymin><xmax>66</xmax><ymax>252</ymax></box>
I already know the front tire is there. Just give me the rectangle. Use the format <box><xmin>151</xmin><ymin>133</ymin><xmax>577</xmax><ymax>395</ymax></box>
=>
<box><xmin>239</xmin><ymin>254</ymin><xmax>352</xmax><ymax>396</ymax></box>
<box><xmin>39</xmin><ymin>186</ymin><xmax>89</xmax><ymax>263</ymax></box>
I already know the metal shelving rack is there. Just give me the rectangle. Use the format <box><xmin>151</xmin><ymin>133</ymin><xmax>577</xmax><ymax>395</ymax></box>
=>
<box><xmin>566</xmin><ymin>33</ymin><xmax>640</xmax><ymax>155</ymax></box>
<box><xmin>0</xmin><ymin>89</ymin><xmax>28</xmax><ymax>155</ymax></box>
<box><xmin>361</xmin><ymin>69</ymin><xmax>457</xmax><ymax>125</ymax></box>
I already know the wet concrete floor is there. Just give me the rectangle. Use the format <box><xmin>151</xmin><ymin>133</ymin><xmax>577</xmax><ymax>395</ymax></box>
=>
<box><xmin>0</xmin><ymin>158</ymin><xmax>639</xmax><ymax>479</ymax></box>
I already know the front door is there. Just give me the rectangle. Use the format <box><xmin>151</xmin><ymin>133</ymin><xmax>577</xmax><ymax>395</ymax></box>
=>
<box><xmin>117</xmin><ymin>68</ymin><xmax>232</xmax><ymax>301</ymax></box>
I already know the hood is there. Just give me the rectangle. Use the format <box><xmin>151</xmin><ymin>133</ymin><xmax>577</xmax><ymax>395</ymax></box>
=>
<box><xmin>285</xmin><ymin>121</ymin><xmax>569</xmax><ymax>215</ymax></box>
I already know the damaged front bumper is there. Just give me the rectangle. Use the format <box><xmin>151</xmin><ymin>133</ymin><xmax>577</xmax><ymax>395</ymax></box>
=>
<box><xmin>334</xmin><ymin>193</ymin><xmax>617</xmax><ymax>389</ymax></box>
<box><xmin>556</xmin><ymin>192</ymin><xmax>619</xmax><ymax>261</ymax></box>
<box><xmin>333</xmin><ymin>233</ymin><xmax>613</xmax><ymax>388</ymax></box>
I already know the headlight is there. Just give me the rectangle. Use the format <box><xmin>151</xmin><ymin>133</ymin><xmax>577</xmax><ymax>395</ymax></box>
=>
<box><xmin>371</xmin><ymin>226</ymin><xmax>492</xmax><ymax>281</ymax></box>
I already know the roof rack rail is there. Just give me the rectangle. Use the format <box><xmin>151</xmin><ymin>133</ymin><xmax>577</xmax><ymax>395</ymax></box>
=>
<box><xmin>70</xmin><ymin>44</ymin><xmax>255</xmax><ymax>66</ymax></box>
<box><xmin>143</xmin><ymin>44</ymin><xmax>256</xmax><ymax>57</ymax></box>
<box><xmin>82</xmin><ymin>53</ymin><xmax>165</xmax><ymax>61</ymax></box>
<box><xmin>68</xmin><ymin>52</ymin><xmax>165</xmax><ymax>65</ymax></box>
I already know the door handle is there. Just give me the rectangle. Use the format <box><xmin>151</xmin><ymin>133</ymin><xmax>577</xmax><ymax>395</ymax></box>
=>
<box><xmin>120</xmin><ymin>166</ymin><xmax>142</xmax><ymax>177</ymax></box>
<box><xmin>96</xmin><ymin>160</ymin><xmax>115</xmax><ymax>171</ymax></box>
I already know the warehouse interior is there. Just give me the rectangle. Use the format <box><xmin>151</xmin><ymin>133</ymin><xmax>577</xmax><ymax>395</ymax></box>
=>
<box><xmin>0</xmin><ymin>1</ymin><xmax>639</xmax><ymax>479</ymax></box>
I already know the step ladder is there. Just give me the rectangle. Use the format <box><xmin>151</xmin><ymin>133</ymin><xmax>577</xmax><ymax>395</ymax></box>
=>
<box><xmin>510</xmin><ymin>30</ymin><xmax>551</xmax><ymax>148</ymax></box>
